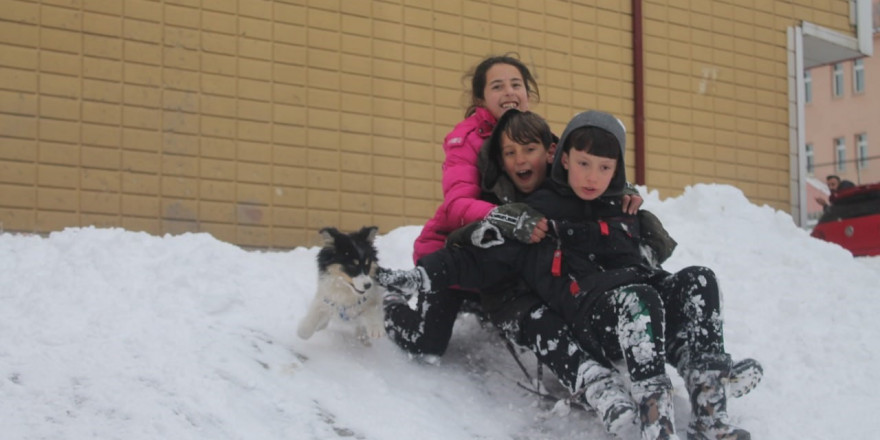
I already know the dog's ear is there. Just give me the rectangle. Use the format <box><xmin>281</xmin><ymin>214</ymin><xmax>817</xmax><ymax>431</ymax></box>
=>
<box><xmin>319</xmin><ymin>227</ymin><xmax>340</xmax><ymax>247</ymax></box>
<box><xmin>357</xmin><ymin>226</ymin><xmax>379</xmax><ymax>243</ymax></box>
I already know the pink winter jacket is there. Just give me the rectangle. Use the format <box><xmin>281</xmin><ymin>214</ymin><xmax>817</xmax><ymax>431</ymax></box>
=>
<box><xmin>412</xmin><ymin>107</ymin><xmax>498</xmax><ymax>263</ymax></box>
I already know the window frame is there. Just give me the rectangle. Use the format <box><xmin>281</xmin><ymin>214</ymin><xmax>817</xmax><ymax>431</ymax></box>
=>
<box><xmin>853</xmin><ymin>59</ymin><xmax>865</xmax><ymax>94</ymax></box>
<box><xmin>806</xmin><ymin>143</ymin><xmax>814</xmax><ymax>175</ymax></box>
<box><xmin>805</xmin><ymin>70</ymin><xmax>812</xmax><ymax>103</ymax></box>
<box><xmin>832</xmin><ymin>63</ymin><xmax>845</xmax><ymax>98</ymax></box>
<box><xmin>835</xmin><ymin>137</ymin><xmax>847</xmax><ymax>172</ymax></box>
<box><xmin>856</xmin><ymin>133</ymin><xmax>868</xmax><ymax>169</ymax></box>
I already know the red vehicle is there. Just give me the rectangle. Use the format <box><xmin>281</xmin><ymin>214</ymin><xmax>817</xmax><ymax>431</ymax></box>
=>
<box><xmin>810</xmin><ymin>182</ymin><xmax>880</xmax><ymax>257</ymax></box>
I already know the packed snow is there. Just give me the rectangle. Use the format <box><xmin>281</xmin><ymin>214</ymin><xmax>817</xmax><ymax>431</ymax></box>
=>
<box><xmin>1</xmin><ymin>184</ymin><xmax>878</xmax><ymax>439</ymax></box>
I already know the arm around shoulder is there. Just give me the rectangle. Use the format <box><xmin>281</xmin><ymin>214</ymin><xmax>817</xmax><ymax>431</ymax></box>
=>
<box><xmin>638</xmin><ymin>209</ymin><xmax>677</xmax><ymax>265</ymax></box>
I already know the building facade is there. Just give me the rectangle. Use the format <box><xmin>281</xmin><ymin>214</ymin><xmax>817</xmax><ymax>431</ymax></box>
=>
<box><xmin>804</xmin><ymin>4</ymin><xmax>880</xmax><ymax>222</ymax></box>
<box><xmin>0</xmin><ymin>1</ymin><xmax>873</xmax><ymax>248</ymax></box>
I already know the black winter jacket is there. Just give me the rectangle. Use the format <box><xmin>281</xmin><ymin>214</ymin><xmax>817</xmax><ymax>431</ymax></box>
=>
<box><xmin>522</xmin><ymin>180</ymin><xmax>656</xmax><ymax>316</ymax></box>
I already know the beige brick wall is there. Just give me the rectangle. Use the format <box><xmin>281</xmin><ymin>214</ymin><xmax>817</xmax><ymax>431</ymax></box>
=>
<box><xmin>0</xmin><ymin>0</ymin><xmax>855</xmax><ymax>248</ymax></box>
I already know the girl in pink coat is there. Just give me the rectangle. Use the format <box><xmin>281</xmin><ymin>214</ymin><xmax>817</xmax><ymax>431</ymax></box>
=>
<box><xmin>412</xmin><ymin>58</ymin><xmax>540</xmax><ymax>262</ymax></box>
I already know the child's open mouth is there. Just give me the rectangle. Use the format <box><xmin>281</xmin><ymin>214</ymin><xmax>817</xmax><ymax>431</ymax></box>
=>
<box><xmin>515</xmin><ymin>170</ymin><xmax>533</xmax><ymax>181</ymax></box>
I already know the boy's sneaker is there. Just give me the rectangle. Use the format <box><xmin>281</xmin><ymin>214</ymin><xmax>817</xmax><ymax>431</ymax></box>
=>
<box><xmin>375</xmin><ymin>266</ymin><xmax>430</xmax><ymax>294</ymax></box>
<box><xmin>724</xmin><ymin>358</ymin><xmax>763</xmax><ymax>398</ymax></box>
<box><xmin>382</xmin><ymin>289</ymin><xmax>410</xmax><ymax>308</ymax></box>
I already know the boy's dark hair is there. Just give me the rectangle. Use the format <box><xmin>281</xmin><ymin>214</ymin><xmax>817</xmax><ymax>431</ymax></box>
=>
<box><xmin>826</xmin><ymin>175</ymin><xmax>841</xmax><ymax>182</ymax></box>
<box><xmin>562</xmin><ymin>126</ymin><xmax>621</xmax><ymax>160</ymax></box>
<box><xmin>465</xmin><ymin>53</ymin><xmax>540</xmax><ymax>117</ymax></box>
<box><xmin>481</xmin><ymin>110</ymin><xmax>554</xmax><ymax>199</ymax></box>
<box><xmin>497</xmin><ymin>110</ymin><xmax>553</xmax><ymax>152</ymax></box>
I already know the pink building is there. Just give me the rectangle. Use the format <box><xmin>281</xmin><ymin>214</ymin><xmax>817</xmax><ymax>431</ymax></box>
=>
<box><xmin>804</xmin><ymin>3</ymin><xmax>880</xmax><ymax>222</ymax></box>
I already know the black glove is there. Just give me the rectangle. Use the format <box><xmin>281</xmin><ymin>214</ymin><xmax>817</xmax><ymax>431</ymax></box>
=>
<box><xmin>445</xmin><ymin>220</ymin><xmax>505</xmax><ymax>249</ymax></box>
<box><xmin>485</xmin><ymin>203</ymin><xmax>545</xmax><ymax>244</ymax></box>
<box><xmin>469</xmin><ymin>221</ymin><xmax>505</xmax><ymax>248</ymax></box>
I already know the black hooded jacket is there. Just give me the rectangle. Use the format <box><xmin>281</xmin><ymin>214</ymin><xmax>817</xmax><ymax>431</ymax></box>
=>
<box><xmin>516</xmin><ymin>111</ymin><xmax>653</xmax><ymax>314</ymax></box>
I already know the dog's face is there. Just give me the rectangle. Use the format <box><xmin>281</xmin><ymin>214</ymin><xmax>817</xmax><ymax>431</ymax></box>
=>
<box><xmin>317</xmin><ymin>226</ymin><xmax>379</xmax><ymax>295</ymax></box>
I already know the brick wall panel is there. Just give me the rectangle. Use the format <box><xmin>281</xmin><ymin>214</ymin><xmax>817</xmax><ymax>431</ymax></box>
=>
<box><xmin>81</xmin><ymin>190</ymin><xmax>120</xmax><ymax>215</ymax></box>
<box><xmin>1</xmin><ymin>182</ymin><xmax>37</xmax><ymax>209</ymax></box>
<box><xmin>0</xmin><ymin>207</ymin><xmax>35</xmax><ymax>230</ymax></box>
<box><xmin>200</xmin><ymin>200</ymin><xmax>235</xmax><ymax>223</ymax></box>
<box><xmin>200</xmin><ymin>180</ymin><xmax>235</xmax><ymax>202</ymax></box>
<box><xmin>0</xmin><ymin>1</ymin><xmax>849</xmax><ymax>245</ymax></box>
<box><xmin>162</xmin><ymin>132</ymin><xmax>199</xmax><ymax>156</ymax></box>
<box><xmin>37</xmin><ymin>186</ymin><xmax>78</xmax><ymax>211</ymax></box>
<box><xmin>122</xmin><ymin>170</ymin><xmax>158</xmax><ymax>195</ymax></box>
<box><xmin>272</xmin><ymin>186</ymin><xmax>306</xmax><ymax>208</ymax></box>
<box><xmin>307</xmin><ymin>189</ymin><xmax>340</xmax><ymax>212</ymax></box>
<box><xmin>237</xmin><ymin>183</ymin><xmax>271</xmax><ymax>208</ymax></box>
<box><xmin>161</xmin><ymin>155</ymin><xmax>199</xmax><ymax>178</ymax></box>
<box><xmin>236</xmin><ymin>224</ymin><xmax>272</xmax><ymax>247</ymax></box>
<box><xmin>162</xmin><ymin>198</ymin><xmax>199</xmax><ymax>224</ymax></box>
<box><xmin>238</xmin><ymin>17</ymin><xmax>272</xmax><ymax>41</ymax></box>
<box><xmin>36</xmin><ymin>210</ymin><xmax>79</xmax><ymax>231</ymax></box>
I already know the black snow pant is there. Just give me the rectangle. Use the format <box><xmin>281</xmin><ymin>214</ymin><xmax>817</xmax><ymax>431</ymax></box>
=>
<box><xmin>650</xmin><ymin>265</ymin><xmax>726</xmax><ymax>370</ymax></box>
<box><xmin>484</xmin><ymin>279</ymin><xmax>614</xmax><ymax>393</ymax></box>
<box><xmin>417</xmin><ymin>243</ymin><xmax>667</xmax><ymax>383</ymax></box>
<box><xmin>586</xmin><ymin>284</ymin><xmax>668</xmax><ymax>382</ymax></box>
<box><xmin>383</xmin><ymin>277</ymin><xmax>611</xmax><ymax>394</ymax></box>
<box><xmin>383</xmin><ymin>286</ymin><xmax>475</xmax><ymax>357</ymax></box>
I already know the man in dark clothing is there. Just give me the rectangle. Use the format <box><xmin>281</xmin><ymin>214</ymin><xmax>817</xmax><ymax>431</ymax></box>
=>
<box><xmin>817</xmin><ymin>174</ymin><xmax>857</xmax><ymax>209</ymax></box>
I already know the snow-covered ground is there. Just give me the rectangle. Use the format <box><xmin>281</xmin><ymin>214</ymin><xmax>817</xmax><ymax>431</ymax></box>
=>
<box><xmin>1</xmin><ymin>184</ymin><xmax>878</xmax><ymax>439</ymax></box>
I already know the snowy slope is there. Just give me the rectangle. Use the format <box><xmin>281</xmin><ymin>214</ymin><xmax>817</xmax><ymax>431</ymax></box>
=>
<box><xmin>1</xmin><ymin>184</ymin><xmax>878</xmax><ymax>439</ymax></box>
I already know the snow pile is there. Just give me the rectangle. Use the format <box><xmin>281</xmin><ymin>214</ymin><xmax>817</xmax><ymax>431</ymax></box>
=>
<box><xmin>0</xmin><ymin>184</ymin><xmax>877</xmax><ymax>439</ymax></box>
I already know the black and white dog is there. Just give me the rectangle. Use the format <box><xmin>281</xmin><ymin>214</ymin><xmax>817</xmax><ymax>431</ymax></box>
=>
<box><xmin>297</xmin><ymin>226</ymin><xmax>385</xmax><ymax>345</ymax></box>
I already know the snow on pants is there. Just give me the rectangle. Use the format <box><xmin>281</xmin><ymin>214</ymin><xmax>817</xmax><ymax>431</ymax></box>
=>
<box><xmin>586</xmin><ymin>284</ymin><xmax>668</xmax><ymax>382</ymax></box>
<box><xmin>413</xmin><ymin>243</ymin><xmax>668</xmax><ymax>381</ymax></box>
<box><xmin>384</xmin><ymin>283</ymin><xmax>606</xmax><ymax>396</ymax></box>
<box><xmin>651</xmin><ymin>265</ymin><xmax>726</xmax><ymax>369</ymax></box>
<box><xmin>383</xmin><ymin>286</ymin><xmax>474</xmax><ymax>356</ymax></box>
<box><xmin>496</xmin><ymin>302</ymin><xmax>611</xmax><ymax>394</ymax></box>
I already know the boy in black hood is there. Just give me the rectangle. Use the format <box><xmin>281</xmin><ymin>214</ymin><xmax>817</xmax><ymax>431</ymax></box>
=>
<box><xmin>379</xmin><ymin>110</ymin><xmax>759</xmax><ymax>440</ymax></box>
<box><xmin>466</xmin><ymin>110</ymin><xmax>640</xmax><ymax>437</ymax></box>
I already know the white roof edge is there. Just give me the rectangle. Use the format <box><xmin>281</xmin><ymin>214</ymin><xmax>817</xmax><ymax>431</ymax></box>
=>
<box><xmin>801</xmin><ymin>21</ymin><xmax>859</xmax><ymax>51</ymax></box>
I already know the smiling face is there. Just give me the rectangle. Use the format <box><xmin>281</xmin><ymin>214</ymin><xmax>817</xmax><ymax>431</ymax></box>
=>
<box><xmin>480</xmin><ymin>63</ymin><xmax>531</xmax><ymax>120</ymax></box>
<box><xmin>500</xmin><ymin>132</ymin><xmax>552</xmax><ymax>195</ymax></box>
<box><xmin>561</xmin><ymin>149</ymin><xmax>618</xmax><ymax>201</ymax></box>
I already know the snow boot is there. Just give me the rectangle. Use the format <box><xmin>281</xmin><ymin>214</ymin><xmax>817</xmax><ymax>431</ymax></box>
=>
<box><xmin>673</xmin><ymin>350</ymin><xmax>762</xmax><ymax>400</ymax></box>
<box><xmin>683</xmin><ymin>354</ymin><xmax>750</xmax><ymax>440</ymax></box>
<box><xmin>577</xmin><ymin>361</ymin><xmax>639</xmax><ymax>438</ymax></box>
<box><xmin>382</xmin><ymin>288</ymin><xmax>410</xmax><ymax>308</ymax></box>
<box><xmin>724</xmin><ymin>358</ymin><xmax>762</xmax><ymax>398</ymax></box>
<box><xmin>632</xmin><ymin>375</ymin><xmax>680</xmax><ymax>440</ymax></box>
<box><xmin>375</xmin><ymin>266</ymin><xmax>431</xmax><ymax>295</ymax></box>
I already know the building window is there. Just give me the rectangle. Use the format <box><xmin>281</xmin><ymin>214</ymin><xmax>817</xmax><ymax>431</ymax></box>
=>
<box><xmin>806</xmin><ymin>143</ymin><xmax>814</xmax><ymax>175</ymax></box>
<box><xmin>857</xmin><ymin>133</ymin><xmax>868</xmax><ymax>169</ymax></box>
<box><xmin>833</xmin><ymin>63</ymin><xmax>844</xmax><ymax>98</ymax></box>
<box><xmin>853</xmin><ymin>59</ymin><xmax>865</xmax><ymax>94</ymax></box>
<box><xmin>835</xmin><ymin>137</ymin><xmax>846</xmax><ymax>171</ymax></box>
<box><xmin>804</xmin><ymin>70</ymin><xmax>812</xmax><ymax>103</ymax></box>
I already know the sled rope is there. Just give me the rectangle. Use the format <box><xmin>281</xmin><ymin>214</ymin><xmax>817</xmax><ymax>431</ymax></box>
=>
<box><xmin>504</xmin><ymin>338</ymin><xmax>537</xmax><ymax>383</ymax></box>
<box><xmin>503</xmin><ymin>337</ymin><xmax>592</xmax><ymax>410</ymax></box>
